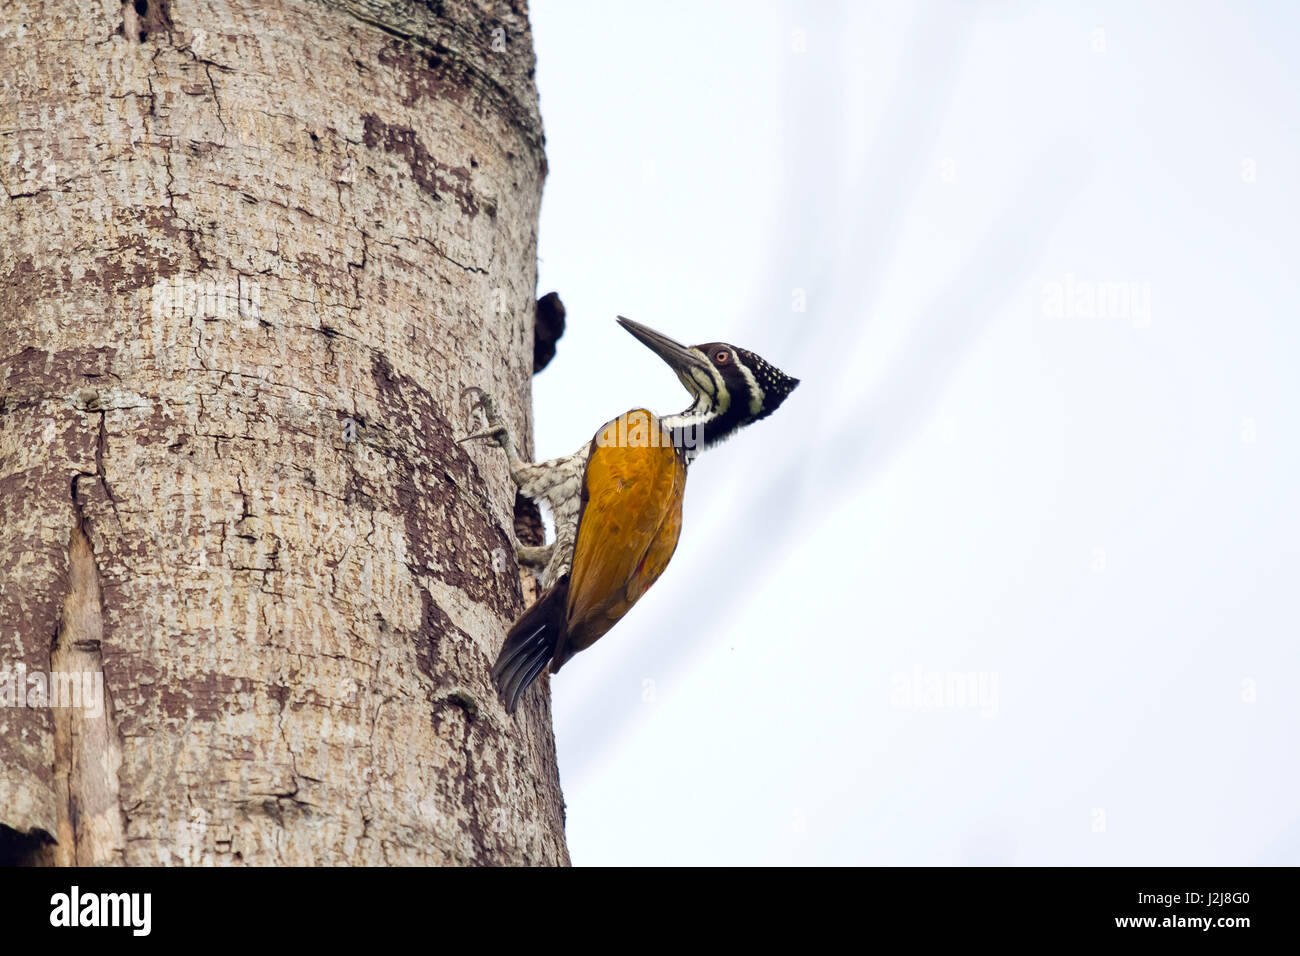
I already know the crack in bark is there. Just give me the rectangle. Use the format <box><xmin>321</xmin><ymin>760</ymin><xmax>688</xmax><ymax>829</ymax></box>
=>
<box><xmin>417</xmin><ymin>234</ymin><xmax>487</xmax><ymax>274</ymax></box>
<box><xmin>203</xmin><ymin>63</ymin><xmax>226</xmax><ymax>134</ymax></box>
<box><xmin>49</xmin><ymin>505</ymin><xmax>127</xmax><ymax>866</ymax></box>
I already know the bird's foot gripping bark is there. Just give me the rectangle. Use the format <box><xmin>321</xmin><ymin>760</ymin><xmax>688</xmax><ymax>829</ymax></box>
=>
<box><xmin>459</xmin><ymin>387</ymin><xmax>523</xmax><ymax>470</ymax></box>
<box><xmin>459</xmin><ymin>387</ymin><xmax>507</xmax><ymax>445</ymax></box>
<box><xmin>460</xmin><ymin>391</ymin><xmax>560</xmax><ymax>579</ymax></box>
<box><xmin>515</xmin><ymin>543</ymin><xmax>553</xmax><ymax>568</ymax></box>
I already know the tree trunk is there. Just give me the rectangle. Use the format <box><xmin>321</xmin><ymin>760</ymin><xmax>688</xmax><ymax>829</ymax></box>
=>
<box><xmin>0</xmin><ymin>0</ymin><xmax>567</xmax><ymax>865</ymax></box>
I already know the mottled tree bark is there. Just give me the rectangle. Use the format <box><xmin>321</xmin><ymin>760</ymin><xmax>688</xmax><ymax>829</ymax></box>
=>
<box><xmin>0</xmin><ymin>0</ymin><xmax>567</xmax><ymax>865</ymax></box>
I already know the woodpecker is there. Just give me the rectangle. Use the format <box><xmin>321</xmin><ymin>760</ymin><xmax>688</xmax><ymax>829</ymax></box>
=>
<box><xmin>461</xmin><ymin>317</ymin><xmax>799</xmax><ymax>713</ymax></box>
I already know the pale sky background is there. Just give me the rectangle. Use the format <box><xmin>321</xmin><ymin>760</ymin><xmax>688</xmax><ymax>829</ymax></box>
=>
<box><xmin>526</xmin><ymin>1</ymin><xmax>1300</xmax><ymax>865</ymax></box>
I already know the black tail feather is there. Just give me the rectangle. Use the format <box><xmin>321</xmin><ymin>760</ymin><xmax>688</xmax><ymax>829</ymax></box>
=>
<box><xmin>491</xmin><ymin>577</ymin><xmax>569</xmax><ymax>714</ymax></box>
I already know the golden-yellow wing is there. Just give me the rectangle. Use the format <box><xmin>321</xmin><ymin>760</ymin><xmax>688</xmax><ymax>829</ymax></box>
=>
<box><xmin>554</xmin><ymin>409</ymin><xmax>686</xmax><ymax>670</ymax></box>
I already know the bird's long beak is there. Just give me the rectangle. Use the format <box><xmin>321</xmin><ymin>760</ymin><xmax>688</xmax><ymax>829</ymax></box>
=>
<box><xmin>616</xmin><ymin>317</ymin><xmax>706</xmax><ymax>377</ymax></box>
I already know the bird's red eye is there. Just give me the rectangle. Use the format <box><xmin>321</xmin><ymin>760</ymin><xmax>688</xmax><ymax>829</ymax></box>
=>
<box><xmin>714</xmin><ymin>350</ymin><xmax>729</xmax><ymax>364</ymax></box>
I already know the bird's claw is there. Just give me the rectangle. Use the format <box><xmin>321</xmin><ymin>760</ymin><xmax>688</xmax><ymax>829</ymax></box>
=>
<box><xmin>459</xmin><ymin>424</ymin><xmax>507</xmax><ymax>445</ymax></box>
<box><xmin>515</xmin><ymin>543</ymin><xmax>553</xmax><ymax>568</ymax></box>
<box><xmin>458</xmin><ymin>387</ymin><xmax>507</xmax><ymax>445</ymax></box>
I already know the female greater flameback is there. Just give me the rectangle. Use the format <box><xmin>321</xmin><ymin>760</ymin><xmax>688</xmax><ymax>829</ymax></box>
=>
<box><xmin>462</xmin><ymin>317</ymin><xmax>799</xmax><ymax>713</ymax></box>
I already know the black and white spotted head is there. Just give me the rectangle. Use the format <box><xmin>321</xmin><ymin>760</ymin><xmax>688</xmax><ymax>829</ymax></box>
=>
<box><xmin>616</xmin><ymin>317</ymin><xmax>800</xmax><ymax>454</ymax></box>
